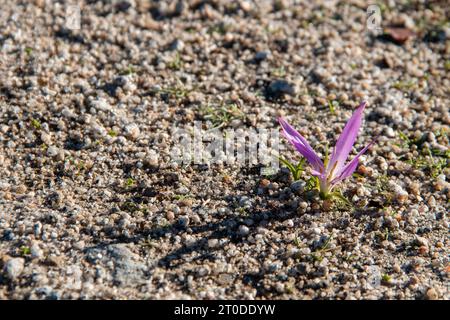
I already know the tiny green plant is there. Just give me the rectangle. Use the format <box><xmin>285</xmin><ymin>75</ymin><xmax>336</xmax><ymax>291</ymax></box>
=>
<box><xmin>120</xmin><ymin>64</ymin><xmax>136</xmax><ymax>76</ymax></box>
<box><xmin>445</xmin><ymin>60</ymin><xmax>450</xmax><ymax>71</ymax></box>
<box><xmin>381</xmin><ymin>274</ymin><xmax>392</xmax><ymax>283</ymax></box>
<box><xmin>24</xmin><ymin>47</ymin><xmax>33</xmax><ymax>55</ymax></box>
<box><xmin>125</xmin><ymin>178</ymin><xmax>135</xmax><ymax>188</ymax></box>
<box><xmin>393</xmin><ymin>79</ymin><xmax>416</xmax><ymax>92</ymax></box>
<box><xmin>107</xmin><ymin>129</ymin><xmax>117</xmax><ymax>137</ymax></box>
<box><xmin>201</xmin><ymin>103</ymin><xmax>244</xmax><ymax>129</ymax></box>
<box><xmin>328</xmin><ymin>99</ymin><xmax>338</xmax><ymax>114</ymax></box>
<box><xmin>152</xmin><ymin>85</ymin><xmax>192</xmax><ymax>100</ymax></box>
<box><xmin>20</xmin><ymin>246</ymin><xmax>31</xmax><ymax>256</ymax></box>
<box><xmin>279</xmin><ymin>157</ymin><xmax>305</xmax><ymax>181</ymax></box>
<box><xmin>271</xmin><ymin>66</ymin><xmax>286</xmax><ymax>77</ymax></box>
<box><xmin>398</xmin><ymin>131</ymin><xmax>449</xmax><ymax>178</ymax></box>
<box><xmin>167</xmin><ymin>52</ymin><xmax>183</xmax><ymax>71</ymax></box>
<box><xmin>31</xmin><ymin>118</ymin><xmax>41</xmax><ymax>130</ymax></box>
<box><xmin>311</xmin><ymin>236</ymin><xmax>333</xmax><ymax>262</ymax></box>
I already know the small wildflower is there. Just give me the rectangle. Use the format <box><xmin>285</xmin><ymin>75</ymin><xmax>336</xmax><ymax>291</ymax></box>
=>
<box><xmin>279</xmin><ymin>101</ymin><xmax>377</xmax><ymax>200</ymax></box>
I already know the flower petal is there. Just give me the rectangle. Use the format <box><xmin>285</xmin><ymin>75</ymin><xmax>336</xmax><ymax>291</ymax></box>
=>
<box><xmin>279</xmin><ymin>117</ymin><xmax>324</xmax><ymax>172</ymax></box>
<box><xmin>327</xmin><ymin>101</ymin><xmax>367</xmax><ymax>178</ymax></box>
<box><xmin>331</xmin><ymin>136</ymin><xmax>377</xmax><ymax>186</ymax></box>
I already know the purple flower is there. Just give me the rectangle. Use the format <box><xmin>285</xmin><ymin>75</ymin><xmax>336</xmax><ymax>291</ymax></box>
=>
<box><xmin>279</xmin><ymin>101</ymin><xmax>377</xmax><ymax>198</ymax></box>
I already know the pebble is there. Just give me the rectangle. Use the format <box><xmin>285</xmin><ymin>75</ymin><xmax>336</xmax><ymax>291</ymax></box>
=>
<box><xmin>254</xmin><ymin>51</ymin><xmax>270</xmax><ymax>62</ymax></box>
<box><xmin>415</xmin><ymin>236</ymin><xmax>429</xmax><ymax>248</ymax></box>
<box><xmin>46</xmin><ymin>146</ymin><xmax>59</xmax><ymax>157</ymax></box>
<box><xmin>290</xmin><ymin>181</ymin><xmax>306</xmax><ymax>193</ymax></box>
<box><xmin>30</xmin><ymin>243</ymin><xmax>43</xmax><ymax>259</ymax></box>
<box><xmin>178</xmin><ymin>216</ymin><xmax>189</xmax><ymax>228</ymax></box>
<box><xmin>390</xmin><ymin>182</ymin><xmax>408</xmax><ymax>203</ymax></box>
<box><xmin>207</xmin><ymin>239</ymin><xmax>219</xmax><ymax>249</ymax></box>
<box><xmin>238</xmin><ymin>225</ymin><xmax>250</xmax><ymax>236</ymax></box>
<box><xmin>284</xmin><ymin>219</ymin><xmax>294</xmax><ymax>228</ymax></box>
<box><xmin>266</xmin><ymin>80</ymin><xmax>295</xmax><ymax>98</ymax></box>
<box><xmin>40</xmin><ymin>132</ymin><xmax>52</xmax><ymax>144</ymax></box>
<box><xmin>425</xmin><ymin>287</ymin><xmax>439</xmax><ymax>300</ymax></box>
<box><xmin>124</xmin><ymin>123</ymin><xmax>140</xmax><ymax>140</ymax></box>
<box><xmin>169</xmin><ymin>39</ymin><xmax>184</xmax><ymax>51</ymax></box>
<box><xmin>4</xmin><ymin>258</ymin><xmax>25</xmax><ymax>279</ymax></box>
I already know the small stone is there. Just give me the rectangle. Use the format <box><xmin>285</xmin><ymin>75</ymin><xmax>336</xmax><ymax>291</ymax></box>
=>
<box><xmin>254</xmin><ymin>51</ymin><xmax>270</xmax><ymax>62</ymax></box>
<box><xmin>418</xmin><ymin>246</ymin><xmax>428</xmax><ymax>255</ymax></box>
<box><xmin>275</xmin><ymin>282</ymin><xmax>285</xmax><ymax>293</ymax></box>
<box><xmin>30</xmin><ymin>244</ymin><xmax>43</xmax><ymax>259</ymax></box>
<box><xmin>4</xmin><ymin>258</ymin><xmax>25</xmax><ymax>279</ymax></box>
<box><xmin>14</xmin><ymin>184</ymin><xmax>27</xmax><ymax>194</ymax></box>
<box><xmin>259</xmin><ymin>179</ymin><xmax>270</xmax><ymax>188</ymax></box>
<box><xmin>425</xmin><ymin>287</ymin><xmax>438</xmax><ymax>300</ymax></box>
<box><xmin>124</xmin><ymin>123</ymin><xmax>140</xmax><ymax>140</ymax></box>
<box><xmin>299</xmin><ymin>202</ymin><xmax>308</xmax><ymax>211</ymax></box>
<box><xmin>208</xmin><ymin>239</ymin><xmax>218</xmax><ymax>248</ymax></box>
<box><xmin>415</xmin><ymin>236</ymin><xmax>429</xmax><ymax>248</ymax></box>
<box><xmin>290</xmin><ymin>180</ymin><xmax>306</xmax><ymax>193</ymax></box>
<box><xmin>238</xmin><ymin>225</ymin><xmax>250</xmax><ymax>236</ymax></box>
<box><xmin>169</xmin><ymin>39</ymin><xmax>184</xmax><ymax>51</ymax></box>
<box><xmin>166</xmin><ymin>211</ymin><xmax>175</xmax><ymax>221</ymax></box>
<box><xmin>385</xmin><ymin>127</ymin><xmax>395</xmax><ymax>138</ymax></box>
<box><xmin>197</xmin><ymin>267</ymin><xmax>209</xmax><ymax>277</ymax></box>
<box><xmin>301</xmin><ymin>247</ymin><xmax>311</xmax><ymax>255</ymax></box>
<box><xmin>390</xmin><ymin>182</ymin><xmax>409</xmax><ymax>203</ymax></box>
<box><xmin>266</xmin><ymin>80</ymin><xmax>295</xmax><ymax>99</ymax></box>
<box><xmin>46</xmin><ymin>255</ymin><xmax>62</xmax><ymax>267</ymax></box>
<box><xmin>408</xmin><ymin>182</ymin><xmax>420</xmax><ymax>196</ymax></box>
<box><xmin>90</xmin><ymin>98</ymin><xmax>110</xmax><ymax>111</ymax></box>
<box><xmin>47</xmin><ymin>146</ymin><xmax>59</xmax><ymax>157</ymax></box>
<box><xmin>284</xmin><ymin>219</ymin><xmax>294</xmax><ymax>228</ymax></box>
<box><xmin>178</xmin><ymin>216</ymin><xmax>189</xmax><ymax>228</ymax></box>
<box><xmin>40</xmin><ymin>132</ymin><xmax>52</xmax><ymax>144</ymax></box>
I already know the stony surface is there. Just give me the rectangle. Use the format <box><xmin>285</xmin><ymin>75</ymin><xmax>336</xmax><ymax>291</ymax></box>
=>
<box><xmin>0</xmin><ymin>0</ymin><xmax>448</xmax><ymax>300</ymax></box>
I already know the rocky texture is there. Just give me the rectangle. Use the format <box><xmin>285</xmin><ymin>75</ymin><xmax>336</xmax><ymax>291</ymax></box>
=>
<box><xmin>0</xmin><ymin>0</ymin><xmax>448</xmax><ymax>300</ymax></box>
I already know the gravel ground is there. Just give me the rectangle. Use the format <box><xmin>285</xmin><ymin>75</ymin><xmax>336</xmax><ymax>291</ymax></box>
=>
<box><xmin>0</xmin><ymin>0</ymin><xmax>449</xmax><ymax>300</ymax></box>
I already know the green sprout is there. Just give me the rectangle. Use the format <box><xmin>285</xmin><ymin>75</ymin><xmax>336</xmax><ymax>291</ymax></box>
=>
<box><xmin>152</xmin><ymin>85</ymin><xmax>192</xmax><ymax>100</ymax></box>
<box><xmin>20</xmin><ymin>246</ymin><xmax>31</xmax><ymax>256</ymax></box>
<box><xmin>125</xmin><ymin>178</ymin><xmax>135</xmax><ymax>188</ymax></box>
<box><xmin>24</xmin><ymin>47</ymin><xmax>33</xmax><ymax>55</ymax></box>
<box><xmin>107</xmin><ymin>129</ymin><xmax>118</xmax><ymax>137</ymax></box>
<box><xmin>328</xmin><ymin>99</ymin><xmax>339</xmax><ymax>114</ymax></box>
<box><xmin>167</xmin><ymin>52</ymin><xmax>183</xmax><ymax>71</ymax></box>
<box><xmin>445</xmin><ymin>60</ymin><xmax>450</xmax><ymax>71</ymax></box>
<box><xmin>311</xmin><ymin>236</ymin><xmax>333</xmax><ymax>262</ymax></box>
<box><xmin>271</xmin><ymin>66</ymin><xmax>286</xmax><ymax>78</ymax></box>
<box><xmin>381</xmin><ymin>274</ymin><xmax>392</xmax><ymax>283</ymax></box>
<box><xmin>120</xmin><ymin>64</ymin><xmax>136</xmax><ymax>76</ymax></box>
<box><xmin>393</xmin><ymin>79</ymin><xmax>417</xmax><ymax>92</ymax></box>
<box><xmin>31</xmin><ymin>119</ymin><xmax>41</xmax><ymax>130</ymax></box>
<box><xmin>398</xmin><ymin>131</ymin><xmax>449</xmax><ymax>178</ymax></box>
<box><xmin>279</xmin><ymin>157</ymin><xmax>305</xmax><ymax>181</ymax></box>
<box><xmin>200</xmin><ymin>103</ymin><xmax>244</xmax><ymax>129</ymax></box>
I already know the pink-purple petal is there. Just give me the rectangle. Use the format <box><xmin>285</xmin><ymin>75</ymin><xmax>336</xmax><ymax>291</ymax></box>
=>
<box><xmin>331</xmin><ymin>137</ymin><xmax>377</xmax><ymax>186</ymax></box>
<box><xmin>279</xmin><ymin>117</ymin><xmax>324</xmax><ymax>172</ymax></box>
<box><xmin>327</xmin><ymin>101</ymin><xmax>367</xmax><ymax>175</ymax></box>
